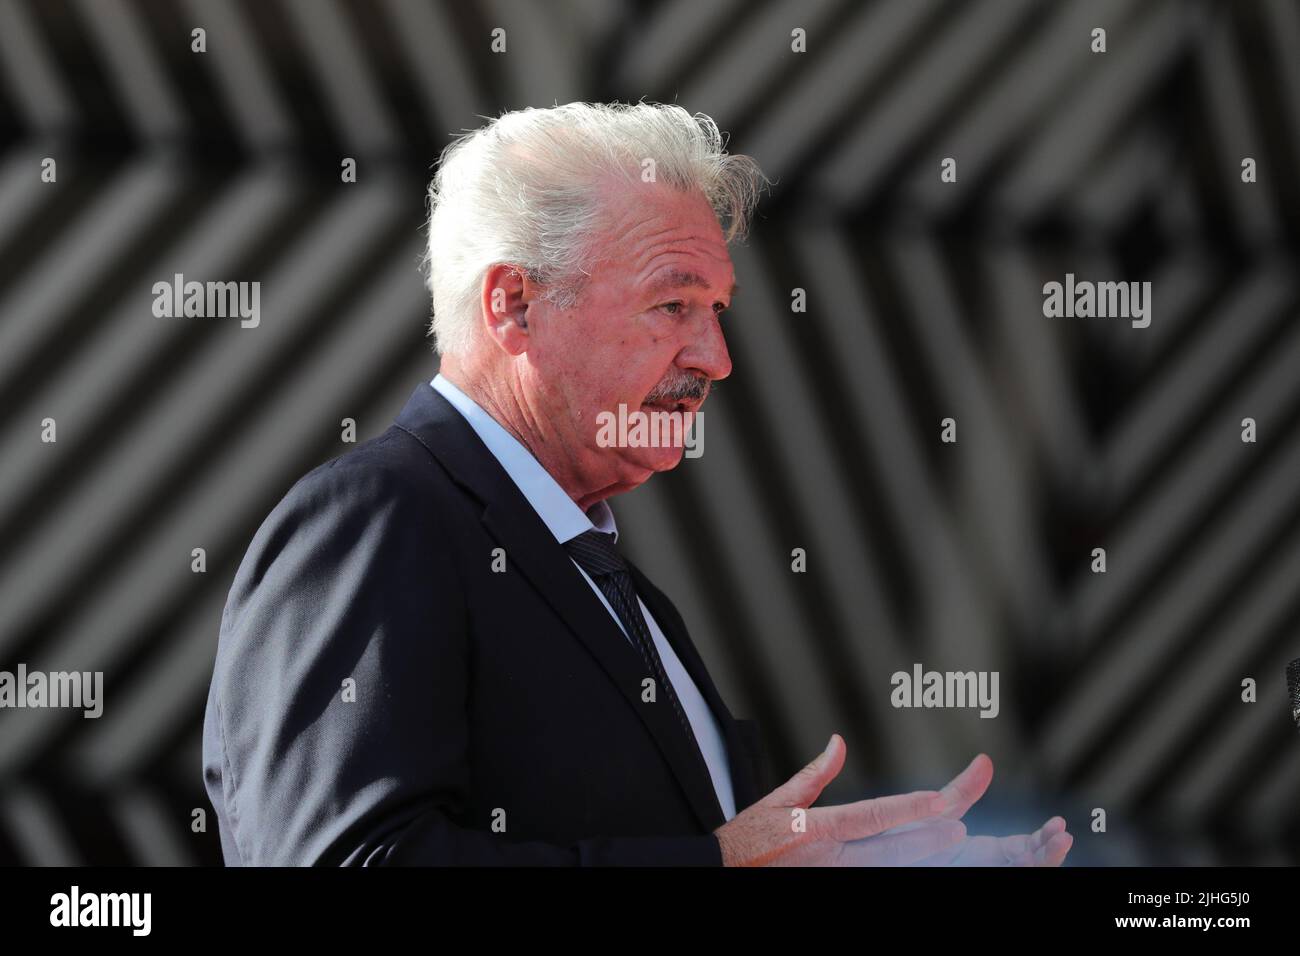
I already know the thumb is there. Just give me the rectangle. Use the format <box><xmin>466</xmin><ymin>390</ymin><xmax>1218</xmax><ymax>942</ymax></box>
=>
<box><xmin>770</xmin><ymin>733</ymin><xmax>845</xmax><ymax>808</ymax></box>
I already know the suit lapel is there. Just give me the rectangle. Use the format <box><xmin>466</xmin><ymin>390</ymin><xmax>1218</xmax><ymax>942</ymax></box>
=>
<box><xmin>393</xmin><ymin>382</ymin><xmax>728</xmax><ymax>833</ymax></box>
<box><xmin>630</xmin><ymin>562</ymin><xmax>762</xmax><ymax>814</ymax></box>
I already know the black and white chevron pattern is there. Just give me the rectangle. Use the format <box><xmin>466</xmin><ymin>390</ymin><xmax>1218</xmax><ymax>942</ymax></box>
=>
<box><xmin>0</xmin><ymin>0</ymin><xmax>1296</xmax><ymax>865</ymax></box>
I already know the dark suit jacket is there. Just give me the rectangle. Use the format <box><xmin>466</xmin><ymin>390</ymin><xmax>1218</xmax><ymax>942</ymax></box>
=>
<box><xmin>202</xmin><ymin>380</ymin><xmax>770</xmax><ymax>865</ymax></box>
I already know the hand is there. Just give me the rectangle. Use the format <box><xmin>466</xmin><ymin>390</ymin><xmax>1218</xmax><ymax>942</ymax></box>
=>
<box><xmin>883</xmin><ymin>753</ymin><xmax>1074</xmax><ymax>866</ymax></box>
<box><xmin>713</xmin><ymin>734</ymin><xmax>968</xmax><ymax>866</ymax></box>
<box><xmin>907</xmin><ymin>815</ymin><xmax>1072</xmax><ymax>866</ymax></box>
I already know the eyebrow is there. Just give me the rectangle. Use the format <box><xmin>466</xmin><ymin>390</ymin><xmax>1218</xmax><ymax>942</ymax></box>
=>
<box><xmin>645</xmin><ymin>270</ymin><xmax>739</xmax><ymax>300</ymax></box>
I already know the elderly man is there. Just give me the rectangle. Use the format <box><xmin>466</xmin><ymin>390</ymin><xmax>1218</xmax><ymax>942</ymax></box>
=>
<box><xmin>202</xmin><ymin>101</ymin><xmax>1072</xmax><ymax>867</ymax></box>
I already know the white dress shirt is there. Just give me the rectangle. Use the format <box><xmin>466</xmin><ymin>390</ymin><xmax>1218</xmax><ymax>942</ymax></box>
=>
<box><xmin>430</xmin><ymin>373</ymin><xmax>737</xmax><ymax>821</ymax></box>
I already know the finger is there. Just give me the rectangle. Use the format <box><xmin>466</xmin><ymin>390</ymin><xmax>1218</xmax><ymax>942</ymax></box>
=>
<box><xmin>898</xmin><ymin>814</ymin><xmax>1068</xmax><ymax>865</ymax></box>
<box><xmin>768</xmin><ymin>733</ymin><xmax>846</xmax><ymax>809</ymax></box>
<box><xmin>995</xmin><ymin>817</ymin><xmax>1067</xmax><ymax>863</ymax></box>
<box><xmin>876</xmin><ymin>818</ymin><xmax>937</xmax><ymax>837</ymax></box>
<box><xmin>839</xmin><ymin>820</ymin><xmax>967</xmax><ymax>867</ymax></box>
<box><xmin>914</xmin><ymin>834</ymin><xmax>1005</xmax><ymax>866</ymax></box>
<box><xmin>937</xmin><ymin>754</ymin><xmax>993</xmax><ymax>821</ymax></box>
<box><xmin>874</xmin><ymin>753</ymin><xmax>994</xmax><ymax>831</ymax></box>
<box><xmin>1028</xmin><ymin>816</ymin><xmax>1066</xmax><ymax>852</ymax></box>
<box><xmin>1007</xmin><ymin>830</ymin><xmax>1073</xmax><ymax>867</ymax></box>
<box><xmin>813</xmin><ymin>789</ymin><xmax>947</xmax><ymax>842</ymax></box>
<box><xmin>847</xmin><ymin>816</ymin><xmax>972</xmax><ymax>863</ymax></box>
<box><xmin>1038</xmin><ymin>831</ymin><xmax>1073</xmax><ymax>866</ymax></box>
<box><xmin>1015</xmin><ymin>817</ymin><xmax>1065</xmax><ymax>860</ymax></box>
<box><xmin>893</xmin><ymin>813</ymin><xmax>1062</xmax><ymax>853</ymax></box>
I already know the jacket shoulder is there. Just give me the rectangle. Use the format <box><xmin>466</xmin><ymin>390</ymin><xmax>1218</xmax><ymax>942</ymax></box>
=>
<box><xmin>226</xmin><ymin>425</ymin><xmax>463</xmax><ymax>615</ymax></box>
<box><xmin>282</xmin><ymin>425</ymin><xmax>448</xmax><ymax>511</ymax></box>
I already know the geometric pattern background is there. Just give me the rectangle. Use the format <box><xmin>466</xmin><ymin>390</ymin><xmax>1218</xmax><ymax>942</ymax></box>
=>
<box><xmin>0</xmin><ymin>0</ymin><xmax>1296</xmax><ymax>865</ymax></box>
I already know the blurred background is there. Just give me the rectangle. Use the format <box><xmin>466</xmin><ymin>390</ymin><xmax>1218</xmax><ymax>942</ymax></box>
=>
<box><xmin>0</xmin><ymin>0</ymin><xmax>1297</xmax><ymax>865</ymax></box>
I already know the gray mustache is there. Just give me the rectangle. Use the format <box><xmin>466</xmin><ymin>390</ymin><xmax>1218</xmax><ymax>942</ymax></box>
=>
<box><xmin>644</xmin><ymin>374</ymin><xmax>710</xmax><ymax>404</ymax></box>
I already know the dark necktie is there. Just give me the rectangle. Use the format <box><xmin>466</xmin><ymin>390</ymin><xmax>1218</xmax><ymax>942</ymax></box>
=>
<box><xmin>563</xmin><ymin>529</ymin><xmax>704</xmax><ymax>759</ymax></box>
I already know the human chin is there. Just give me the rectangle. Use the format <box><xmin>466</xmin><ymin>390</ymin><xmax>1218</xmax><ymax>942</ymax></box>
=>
<box><xmin>627</xmin><ymin>440</ymin><xmax>685</xmax><ymax>474</ymax></box>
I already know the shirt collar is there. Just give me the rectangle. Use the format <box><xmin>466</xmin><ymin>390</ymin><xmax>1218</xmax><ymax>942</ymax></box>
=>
<box><xmin>430</xmin><ymin>373</ymin><xmax>617</xmax><ymax>545</ymax></box>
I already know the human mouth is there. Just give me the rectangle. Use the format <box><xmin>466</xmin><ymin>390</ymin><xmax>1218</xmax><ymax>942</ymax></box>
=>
<box><xmin>642</xmin><ymin>399</ymin><xmax>687</xmax><ymax>413</ymax></box>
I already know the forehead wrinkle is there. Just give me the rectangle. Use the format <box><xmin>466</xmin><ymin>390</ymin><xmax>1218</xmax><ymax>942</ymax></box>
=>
<box><xmin>637</xmin><ymin>247</ymin><xmax>737</xmax><ymax>299</ymax></box>
<box><xmin>624</xmin><ymin>221</ymin><xmax>693</xmax><ymax>267</ymax></box>
<box><xmin>633</xmin><ymin>229</ymin><xmax>732</xmax><ymax>280</ymax></box>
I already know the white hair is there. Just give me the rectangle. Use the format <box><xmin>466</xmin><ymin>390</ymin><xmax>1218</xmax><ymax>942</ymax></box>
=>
<box><xmin>421</xmin><ymin>100</ymin><xmax>770</xmax><ymax>357</ymax></box>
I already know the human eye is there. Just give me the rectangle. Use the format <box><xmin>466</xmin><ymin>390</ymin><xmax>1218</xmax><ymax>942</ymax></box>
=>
<box><xmin>658</xmin><ymin>301</ymin><xmax>684</xmax><ymax>316</ymax></box>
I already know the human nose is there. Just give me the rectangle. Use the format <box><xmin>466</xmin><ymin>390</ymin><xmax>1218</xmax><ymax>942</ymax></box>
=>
<box><xmin>681</xmin><ymin>311</ymin><xmax>732</xmax><ymax>382</ymax></box>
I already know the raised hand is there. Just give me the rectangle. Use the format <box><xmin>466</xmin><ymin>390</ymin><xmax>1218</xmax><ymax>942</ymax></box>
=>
<box><xmin>910</xmin><ymin>815</ymin><xmax>1072</xmax><ymax>866</ymax></box>
<box><xmin>714</xmin><ymin>734</ymin><xmax>968</xmax><ymax>866</ymax></box>
<box><xmin>884</xmin><ymin>753</ymin><xmax>1073</xmax><ymax>866</ymax></box>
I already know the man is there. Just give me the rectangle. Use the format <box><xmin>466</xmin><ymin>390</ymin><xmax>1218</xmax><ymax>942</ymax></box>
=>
<box><xmin>202</xmin><ymin>101</ymin><xmax>1073</xmax><ymax>866</ymax></box>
